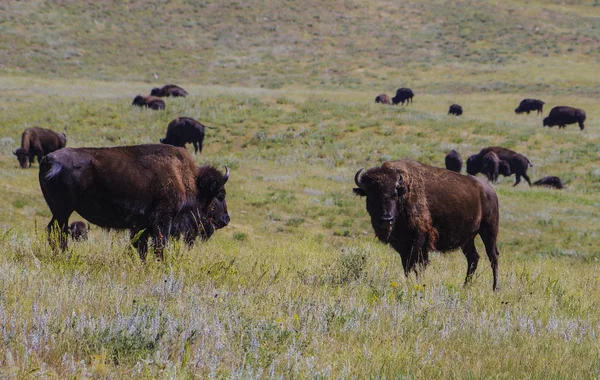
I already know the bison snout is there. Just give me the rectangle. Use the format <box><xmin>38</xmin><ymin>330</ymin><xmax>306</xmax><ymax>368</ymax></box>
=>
<box><xmin>380</xmin><ymin>214</ymin><xmax>395</xmax><ymax>223</ymax></box>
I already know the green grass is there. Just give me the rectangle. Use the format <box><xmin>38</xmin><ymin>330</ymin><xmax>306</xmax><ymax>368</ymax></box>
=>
<box><xmin>1</xmin><ymin>0</ymin><xmax>600</xmax><ymax>378</ymax></box>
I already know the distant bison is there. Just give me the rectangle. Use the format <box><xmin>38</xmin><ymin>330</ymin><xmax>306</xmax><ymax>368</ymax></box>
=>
<box><xmin>467</xmin><ymin>146</ymin><xmax>532</xmax><ymax>186</ymax></box>
<box><xmin>391</xmin><ymin>88</ymin><xmax>414</xmax><ymax>106</ymax></box>
<box><xmin>375</xmin><ymin>94</ymin><xmax>391</xmax><ymax>105</ymax></box>
<box><xmin>354</xmin><ymin>160</ymin><xmax>500</xmax><ymax>290</ymax></box>
<box><xmin>132</xmin><ymin>95</ymin><xmax>166</xmax><ymax>110</ymax></box>
<box><xmin>39</xmin><ymin>144</ymin><xmax>230</xmax><ymax>259</ymax></box>
<box><xmin>448</xmin><ymin>104</ymin><xmax>463</xmax><ymax>116</ymax></box>
<box><xmin>151</xmin><ymin>84</ymin><xmax>188</xmax><ymax>98</ymax></box>
<box><xmin>481</xmin><ymin>151</ymin><xmax>500</xmax><ymax>183</ymax></box>
<box><xmin>13</xmin><ymin>127</ymin><xmax>67</xmax><ymax>168</ymax></box>
<box><xmin>543</xmin><ymin>106</ymin><xmax>586</xmax><ymax>130</ymax></box>
<box><xmin>515</xmin><ymin>98</ymin><xmax>545</xmax><ymax>115</ymax></box>
<box><xmin>445</xmin><ymin>150</ymin><xmax>462</xmax><ymax>173</ymax></box>
<box><xmin>533</xmin><ymin>176</ymin><xmax>564</xmax><ymax>189</ymax></box>
<box><xmin>160</xmin><ymin>117</ymin><xmax>216</xmax><ymax>154</ymax></box>
<box><xmin>69</xmin><ymin>221</ymin><xmax>90</xmax><ymax>241</ymax></box>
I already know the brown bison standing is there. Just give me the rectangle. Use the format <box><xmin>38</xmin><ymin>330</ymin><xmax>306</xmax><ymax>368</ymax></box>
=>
<box><xmin>543</xmin><ymin>106</ymin><xmax>586</xmax><ymax>130</ymax></box>
<box><xmin>132</xmin><ymin>95</ymin><xmax>166</xmax><ymax>110</ymax></box>
<box><xmin>444</xmin><ymin>150</ymin><xmax>462</xmax><ymax>173</ymax></box>
<box><xmin>467</xmin><ymin>147</ymin><xmax>532</xmax><ymax>186</ymax></box>
<box><xmin>13</xmin><ymin>127</ymin><xmax>67</xmax><ymax>168</ymax></box>
<box><xmin>160</xmin><ymin>117</ymin><xmax>216</xmax><ymax>154</ymax></box>
<box><xmin>515</xmin><ymin>99</ymin><xmax>545</xmax><ymax>115</ymax></box>
<box><xmin>391</xmin><ymin>88</ymin><xmax>414</xmax><ymax>105</ymax></box>
<box><xmin>481</xmin><ymin>151</ymin><xmax>500</xmax><ymax>183</ymax></box>
<box><xmin>39</xmin><ymin>144</ymin><xmax>230</xmax><ymax>259</ymax></box>
<box><xmin>375</xmin><ymin>94</ymin><xmax>391</xmax><ymax>105</ymax></box>
<box><xmin>151</xmin><ymin>84</ymin><xmax>188</xmax><ymax>98</ymax></box>
<box><xmin>354</xmin><ymin>160</ymin><xmax>500</xmax><ymax>290</ymax></box>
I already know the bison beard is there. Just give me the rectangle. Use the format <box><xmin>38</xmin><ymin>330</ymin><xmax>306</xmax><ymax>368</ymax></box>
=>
<box><xmin>354</xmin><ymin>160</ymin><xmax>500</xmax><ymax>290</ymax></box>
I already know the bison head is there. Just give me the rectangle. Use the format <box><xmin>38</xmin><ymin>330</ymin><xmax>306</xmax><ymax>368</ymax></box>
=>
<box><xmin>515</xmin><ymin>107</ymin><xmax>522</xmax><ymax>114</ymax></box>
<box><xmin>466</xmin><ymin>155</ymin><xmax>480</xmax><ymax>175</ymax></box>
<box><xmin>132</xmin><ymin>95</ymin><xmax>145</xmax><ymax>106</ymax></box>
<box><xmin>196</xmin><ymin>166</ymin><xmax>231</xmax><ymax>229</ymax></box>
<box><xmin>354</xmin><ymin>166</ymin><xmax>408</xmax><ymax>241</ymax></box>
<box><xmin>543</xmin><ymin>117</ymin><xmax>550</xmax><ymax>127</ymax></box>
<box><xmin>13</xmin><ymin>148</ymin><xmax>30</xmax><ymax>168</ymax></box>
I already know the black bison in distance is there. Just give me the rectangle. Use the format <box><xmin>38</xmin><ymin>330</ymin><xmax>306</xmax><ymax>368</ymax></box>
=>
<box><xmin>39</xmin><ymin>144</ymin><xmax>230</xmax><ymax>259</ymax></box>
<box><xmin>467</xmin><ymin>147</ymin><xmax>532</xmax><ymax>186</ymax></box>
<box><xmin>543</xmin><ymin>106</ymin><xmax>586</xmax><ymax>130</ymax></box>
<box><xmin>515</xmin><ymin>99</ymin><xmax>545</xmax><ymax>115</ymax></box>
<box><xmin>132</xmin><ymin>95</ymin><xmax>166</xmax><ymax>110</ymax></box>
<box><xmin>13</xmin><ymin>127</ymin><xmax>67</xmax><ymax>168</ymax></box>
<box><xmin>354</xmin><ymin>160</ymin><xmax>500</xmax><ymax>290</ymax></box>
<box><xmin>151</xmin><ymin>84</ymin><xmax>188</xmax><ymax>98</ymax></box>
<box><xmin>160</xmin><ymin>117</ymin><xmax>216</xmax><ymax>154</ymax></box>
<box><xmin>448</xmin><ymin>104</ymin><xmax>463</xmax><ymax>116</ymax></box>
<box><xmin>444</xmin><ymin>150</ymin><xmax>462</xmax><ymax>173</ymax></box>
<box><xmin>375</xmin><ymin>94</ymin><xmax>391</xmax><ymax>105</ymax></box>
<box><xmin>533</xmin><ymin>176</ymin><xmax>564</xmax><ymax>189</ymax></box>
<box><xmin>392</xmin><ymin>88</ymin><xmax>414</xmax><ymax>106</ymax></box>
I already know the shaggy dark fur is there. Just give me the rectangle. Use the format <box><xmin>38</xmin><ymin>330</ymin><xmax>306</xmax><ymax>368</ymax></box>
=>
<box><xmin>533</xmin><ymin>176</ymin><xmax>564</xmax><ymax>189</ymax></box>
<box><xmin>150</xmin><ymin>84</ymin><xmax>188</xmax><ymax>98</ymax></box>
<box><xmin>391</xmin><ymin>88</ymin><xmax>414</xmax><ymax>106</ymax></box>
<box><xmin>448</xmin><ymin>104</ymin><xmax>463</xmax><ymax>116</ymax></box>
<box><xmin>160</xmin><ymin>117</ymin><xmax>215</xmax><ymax>154</ymax></box>
<box><xmin>354</xmin><ymin>160</ymin><xmax>500</xmax><ymax>290</ymax></box>
<box><xmin>467</xmin><ymin>146</ymin><xmax>532</xmax><ymax>186</ymax></box>
<box><xmin>13</xmin><ymin>127</ymin><xmax>67</xmax><ymax>168</ymax></box>
<box><xmin>515</xmin><ymin>98</ymin><xmax>545</xmax><ymax>115</ymax></box>
<box><xmin>39</xmin><ymin>144</ymin><xmax>230</xmax><ymax>259</ymax></box>
<box><xmin>444</xmin><ymin>150</ymin><xmax>462</xmax><ymax>173</ymax></box>
<box><xmin>375</xmin><ymin>94</ymin><xmax>391</xmax><ymax>105</ymax></box>
<box><xmin>69</xmin><ymin>221</ymin><xmax>90</xmax><ymax>241</ymax></box>
<box><xmin>543</xmin><ymin>106</ymin><xmax>586</xmax><ymax>130</ymax></box>
<box><xmin>132</xmin><ymin>95</ymin><xmax>166</xmax><ymax>110</ymax></box>
<box><xmin>481</xmin><ymin>151</ymin><xmax>500</xmax><ymax>183</ymax></box>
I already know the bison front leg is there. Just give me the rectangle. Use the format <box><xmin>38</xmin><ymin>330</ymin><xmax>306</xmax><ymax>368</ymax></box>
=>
<box><xmin>461</xmin><ymin>238</ymin><xmax>480</xmax><ymax>287</ymax></box>
<box><xmin>151</xmin><ymin>218</ymin><xmax>173</xmax><ymax>260</ymax></box>
<box><xmin>47</xmin><ymin>217</ymin><xmax>69</xmax><ymax>252</ymax></box>
<box><xmin>130</xmin><ymin>228</ymin><xmax>150</xmax><ymax>260</ymax></box>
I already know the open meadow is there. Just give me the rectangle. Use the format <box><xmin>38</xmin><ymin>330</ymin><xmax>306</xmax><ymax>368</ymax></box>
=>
<box><xmin>1</xmin><ymin>0</ymin><xmax>600</xmax><ymax>378</ymax></box>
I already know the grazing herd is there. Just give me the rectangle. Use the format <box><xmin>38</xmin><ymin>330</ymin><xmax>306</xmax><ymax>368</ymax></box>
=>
<box><xmin>9</xmin><ymin>83</ymin><xmax>589</xmax><ymax>289</ymax></box>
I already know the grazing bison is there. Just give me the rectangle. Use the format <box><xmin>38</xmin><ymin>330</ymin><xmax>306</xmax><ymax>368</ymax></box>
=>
<box><xmin>543</xmin><ymin>106</ymin><xmax>586</xmax><ymax>130</ymax></box>
<box><xmin>375</xmin><ymin>94</ymin><xmax>391</xmax><ymax>105</ymax></box>
<box><xmin>160</xmin><ymin>117</ymin><xmax>216</xmax><ymax>154</ymax></box>
<box><xmin>467</xmin><ymin>147</ymin><xmax>532</xmax><ymax>186</ymax></box>
<box><xmin>13</xmin><ymin>127</ymin><xmax>67</xmax><ymax>168</ymax></box>
<box><xmin>69</xmin><ymin>221</ymin><xmax>90</xmax><ymax>241</ymax></box>
<box><xmin>533</xmin><ymin>176</ymin><xmax>564</xmax><ymax>189</ymax></box>
<box><xmin>448</xmin><ymin>104</ymin><xmax>463</xmax><ymax>116</ymax></box>
<box><xmin>481</xmin><ymin>151</ymin><xmax>500</xmax><ymax>183</ymax></box>
<box><xmin>151</xmin><ymin>84</ymin><xmax>188</xmax><ymax>98</ymax></box>
<box><xmin>354</xmin><ymin>160</ymin><xmax>500</xmax><ymax>290</ymax></box>
<box><xmin>391</xmin><ymin>87</ymin><xmax>414</xmax><ymax>106</ymax></box>
<box><xmin>39</xmin><ymin>144</ymin><xmax>230</xmax><ymax>259</ymax></box>
<box><xmin>515</xmin><ymin>98</ymin><xmax>545</xmax><ymax>115</ymax></box>
<box><xmin>132</xmin><ymin>95</ymin><xmax>166</xmax><ymax>110</ymax></box>
<box><xmin>444</xmin><ymin>150</ymin><xmax>462</xmax><ymax>173</ymax></box>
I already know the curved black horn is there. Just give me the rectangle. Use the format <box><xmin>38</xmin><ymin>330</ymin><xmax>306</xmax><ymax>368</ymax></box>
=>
<box><xmin>222</xmin><ymin>166</ymin><xmax>230</xmax><ymax>185</ymax></box>
<box><xmin>354</xmin><ymin>168</ymin><xmax>364</xmax><ymax>188</ymax></box>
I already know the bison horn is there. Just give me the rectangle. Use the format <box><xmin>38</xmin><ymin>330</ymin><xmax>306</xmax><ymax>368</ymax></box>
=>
<box><xmin>12</xmin><ymin>149</ymin><xmax>17</xmax><ymax>156</ymax></box>
<box><xmin>222</xmin><ymin>166</ymin><xmax>230</xmax><ymax>185</ymax></box>
<box><xmin>354</xmin><ymin>168</ymin><xmax>364</xmax><ymax>188</ymax></box>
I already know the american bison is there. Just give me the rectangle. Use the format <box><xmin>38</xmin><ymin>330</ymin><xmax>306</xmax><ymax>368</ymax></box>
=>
<box><xmin>391</xmin><ymin>88</ymin><xmax>414</xmax><ymax>106</ymax></box>
<box><xmin>515</xmin><ymin>99</ymin><xmax>545</xmax><ymax>115</ymax></box>
<box><xmin>467</xmin><ymin>147</ymin><xmax>532</xmax><ymax>186</ymax></box>
<box><xmin>533</xmin><ymin>176</ymin><xmax>564</xmax><ymax>189</ymax></box>
<box><xmin>132</xmin><ymin>95</ymin><xmax>166</xmax><ymax>110</ymax></box>
<box><xmin>375</xmin><ymin>94</ymin><xmax>391</xmax><ymax>105</ymax></box>
<box><xmin>543</xmin><ymin>106</ymin><xmax>586</xmax><ymax>130</ymax></box>
<box><xmin>160</xmin><ymin>117</ymin><xmax>216</xmax><ymax>154</ymax></box>
<box><xmin>13</xmin><ymin>127</ymin><xmax>67</xmax><ymax>169</ymax></box>
<box><xmin>354</xmin><ymin>160</ymin><xmax>500</xmax><ymax>290</ymax></box>
<box><xmin>481</xmin><ymin>151</ymin><xmax>500</xmax><ymax>183</ymax></box>
<box><xmin>69</xmin><ymin>221</ymin><xmax>90</xmax><ymax>241</ymax></box>
<box><xmin>444</xmin><ymin>150</ymin><xmax>462</xmax><ymax>173</ymax></box>
<box><xmin>448</xmin><ymin>104</ymin><xmax>463</xmax><ymax>116</ymax></box>
<box><xmin>39</xmin><ymin>144</ymin><xmax>230</xmax><ymax>259</ymax></box>
<box><xmin>151</xmin><ymin>84</ymin><xmax>188</xmax><ymax>98</ymax></box>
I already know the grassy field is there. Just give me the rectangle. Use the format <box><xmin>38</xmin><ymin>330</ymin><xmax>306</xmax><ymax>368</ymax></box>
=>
<box><xmin>1</xmin><ymin>0</ymin><xmax>600</xmax><ymax>378</ymax></box>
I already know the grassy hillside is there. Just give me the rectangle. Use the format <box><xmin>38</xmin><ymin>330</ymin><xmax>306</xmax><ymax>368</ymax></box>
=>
<box><xmin>1</xmin><ymin>0</ymin><xmax>600</xmax><ymax>378</ymax></box>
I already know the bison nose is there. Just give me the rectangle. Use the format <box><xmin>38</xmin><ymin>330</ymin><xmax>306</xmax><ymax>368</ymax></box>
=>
<box><xmin>381</xmin><ymin>214</ymin><xmax>395</xmax><ymax>222</ymax></box>
<box><xmin>221</xmin><ymin>214</ymin><xmax>230</xmax><ymax>227</ymax></box>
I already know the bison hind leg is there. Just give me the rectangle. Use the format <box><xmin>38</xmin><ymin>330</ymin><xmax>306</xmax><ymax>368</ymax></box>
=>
<box><xmin>461</xmin><ymin>238</ymin><xmax>480</xmax><ymax>287</ymax></box>
<box><xmin>479</xmin><ymin>227</ymin><xmax>499</xmax><ymax>291</ymax></box>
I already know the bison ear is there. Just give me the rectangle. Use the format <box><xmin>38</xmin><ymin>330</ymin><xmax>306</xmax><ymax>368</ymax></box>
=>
<box><xmin>396</xmin><ymin>174</ymin><xmax>408</xmax><ymax>196</ymax></box>
<box><xmin>353</xmin><ymin>188</ymin><xmax>366</xmax><ymax>197</ymax></box>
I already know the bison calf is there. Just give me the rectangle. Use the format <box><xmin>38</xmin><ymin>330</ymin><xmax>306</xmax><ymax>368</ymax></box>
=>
<box><xmin>445</xmin><ymin>150</ymin><xmax>462</xmax><ymax>173</ymax></box>
<box><xmin>160</xmin><ymin>117</ymin><xmax>215</xmax><ymax>154</ymax></box>
<box><xmin>375</xmin><ymin>94</ymin><xmax>391</xmax><ymax>105</ymax></box>
<box><xmin>69</xmin><ymin>221</ymin><xmax>90</xmax><ymax>241</ymax></box>
<box><xmin>448</xmin><ymin>104</ymin><xmax>463</xmax><ymax>116</ymax></box>
<box><xmin>354</xmin><ymin>160</ymin><xmax>500</xmax><ymax>290</ymax></box>
<box><xmin>533</xmin><ymin>176</ymin><xmax>564</xmax><ymax>189</ymax></box>
<box><xmin>543</xmin><ymin>106</ymin><xmax>586</xmax><ymax>130</ymax></box>
<box><xmin>151</xmin><ymin>84</ymin><xmax>188</xmax><ymax>98</ymax></box>
<box><xmin>14</xmin><ymin>127</ymin><xmax>67</xmax><ymax>168</ymax></box>
<box><xmin>515</xmin><ymin>98</ymin><xmax>545</xmax><ymax>115</ymax></box>
<box><xmin>132</xmin><ymin>95</ymin><xmax>166</xmax><ymax>110</ymax></box>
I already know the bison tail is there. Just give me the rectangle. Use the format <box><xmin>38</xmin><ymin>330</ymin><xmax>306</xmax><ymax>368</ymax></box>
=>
<box><xmin>44</xmin><ymin>161</ymin><xmax>63</xmax><ymax>180</ymax></box>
